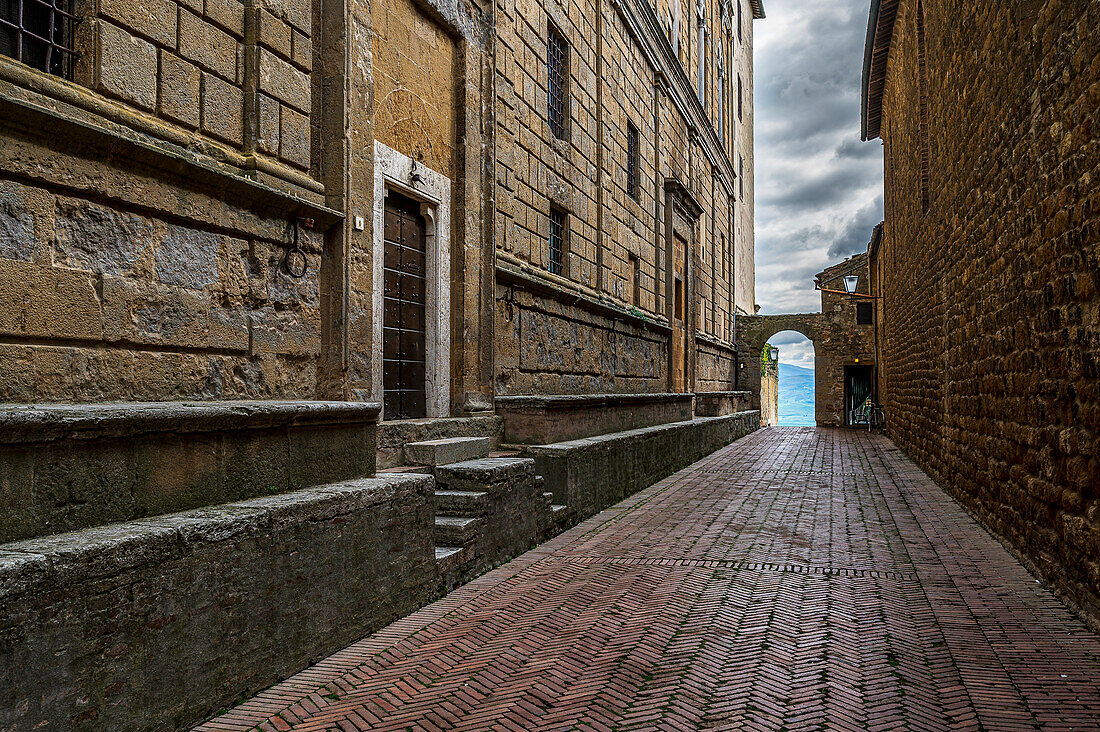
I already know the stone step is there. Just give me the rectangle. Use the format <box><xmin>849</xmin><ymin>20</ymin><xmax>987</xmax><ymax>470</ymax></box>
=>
<box><xmin>434</xmin><ymin>515</ymin><xmax>483</xmax><ymax>546</ymax></box>
<box><xmin>434</xmin><ymin>546</ymin><xmax>470</xmax><ymax>576</ymax></box>
<box><xmin>406</xmin><ymin>437</ymin><xmax>492</xmax><ymax>467</ymax></box>
<box><xmin>435</xmin><ymin>490</ymin><xmax>489</xmax><ymax>517</ymax></box>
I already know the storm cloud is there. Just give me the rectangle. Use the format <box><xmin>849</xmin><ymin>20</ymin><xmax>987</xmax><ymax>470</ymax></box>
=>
<box><xmin>753</xmin><ymin>0</ymin><xmax>883</xmax><ymax>328</ymax></box>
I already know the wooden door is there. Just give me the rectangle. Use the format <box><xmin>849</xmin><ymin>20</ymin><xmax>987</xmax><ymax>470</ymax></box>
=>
<box><xmin>382</xmin><ymin>190</ymin><xmax>428</xmax><ymax>420</ymax></box>
<box><xmin>671</xmin><ymin>233</ymin><xmax>688</xmax><ymax>392</ymax></box>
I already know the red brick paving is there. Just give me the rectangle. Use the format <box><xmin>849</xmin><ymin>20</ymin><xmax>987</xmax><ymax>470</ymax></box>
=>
<box><xmin>195</xmin><ymin>428</ymin><xmax>1100</xmax><ymax>731</ymax></box>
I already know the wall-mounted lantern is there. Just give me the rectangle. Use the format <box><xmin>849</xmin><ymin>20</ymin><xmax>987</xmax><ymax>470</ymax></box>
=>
<box><xmin>843</xmin><ymin>275</ymin><xmax>859</xmax><ymax>295</ymax></box>
<box><xmin>768</xmin><ymin>346</ymin><xmax>779</xmax><ymax>362</ymax></box>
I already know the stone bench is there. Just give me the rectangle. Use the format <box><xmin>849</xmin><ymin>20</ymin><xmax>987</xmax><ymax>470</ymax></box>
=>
<box><xmin>495</xmin><ymin>392</ymin><xmax>695</xmax><ymax>445</ymax></box>
<box><xmin>0</xmin><ymin>400</ymin><xmax>380</xmax><ymax>543</ymax></box>
<box><xmin>694</xmin><ymin>391</ymin><xmax>752</xmax><ymax>417</ymax></box>
<box><xmin>0</xmin><ymin>472</ymin><xmax>434</xmax><ymax>732</ymax></box>
<box><xmin>525</xmin><ymin>411</ymin><xmax>760</xmax><ymax>523</ymax></box>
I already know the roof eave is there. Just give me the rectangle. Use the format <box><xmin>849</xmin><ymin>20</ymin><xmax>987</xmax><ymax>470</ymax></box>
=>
<box><xmin>861</xmin><ymin>0</ymin><xmax>898</xmax><ymax>142</ymax></box>
<box><xmin>749</xmin><ymin>0</ymin><xmax>765</xmax><ymax>20</ymax></box>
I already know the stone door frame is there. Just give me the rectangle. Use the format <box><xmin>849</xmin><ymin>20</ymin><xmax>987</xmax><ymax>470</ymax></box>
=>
<box><xmin>373</xmin><ymin>140</ymin><xmax>452</xmax><ymax>420</ymax></box>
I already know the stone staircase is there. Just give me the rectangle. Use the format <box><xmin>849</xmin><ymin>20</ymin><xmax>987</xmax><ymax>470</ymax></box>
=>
<box><xmin>383</xmin><ymin>433</ymin><xmax>566</xmax><ymax>581</ymax></box>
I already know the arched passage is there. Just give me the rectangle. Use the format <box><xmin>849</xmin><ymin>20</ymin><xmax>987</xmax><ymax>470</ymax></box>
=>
<box><xmin>736</xmin><ymin>313</ymin><xmax>827</xmax><ymax>426</ymax></box>
<box><xmin>764</xmin><ymin>331</ymin><xmax>816</xmax><ymax>426</ymax></box>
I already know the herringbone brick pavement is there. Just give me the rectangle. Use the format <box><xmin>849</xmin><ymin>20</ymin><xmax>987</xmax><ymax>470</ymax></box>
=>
<box><xmin>195</xmin><ymin>428</ymin><xmax>1100</xmax><ymax>731</ymax></box>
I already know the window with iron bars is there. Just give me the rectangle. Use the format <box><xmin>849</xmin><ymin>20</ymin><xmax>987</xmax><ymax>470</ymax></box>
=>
<box><xmin>1</xmin><ymin>0</ymin><xmax>80</xmax><ymax>79</ymax></box>
<box><xmin>626</xmin><ymin>121</ymin><xmax>639</xmax><ymax>201</ymax></box>
<box><xmin>547</xmin><ymin>23</ymin><xmax>568</xmax><ymax>139</ymax></box>
<box><xmin>548</xmin><ymin>206</ymin><xmax>567</xmax><ymax>276</ymax></box>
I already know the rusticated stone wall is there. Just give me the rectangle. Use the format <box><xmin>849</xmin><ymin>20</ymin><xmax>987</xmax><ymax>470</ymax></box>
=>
<box><xmin>872</xmin><ymin>0</ymin><xmax>1099</xmax><ymax>626</ymax></box>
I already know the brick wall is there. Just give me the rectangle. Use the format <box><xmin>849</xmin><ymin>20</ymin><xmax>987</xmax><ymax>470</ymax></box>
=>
<box><xmin>874</xmin><ymin>0</ymin><xmax>1100</xmax><ymax>625</ymax></box>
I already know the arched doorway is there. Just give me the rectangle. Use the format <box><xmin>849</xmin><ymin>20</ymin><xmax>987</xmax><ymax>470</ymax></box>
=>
<box><xmin>763</xmin><ymin>330</ymin><xmax>816</xmax><ymax>426</ymax></box>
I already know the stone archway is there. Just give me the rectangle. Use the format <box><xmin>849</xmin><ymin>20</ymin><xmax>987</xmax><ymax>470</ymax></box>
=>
<box><xmin>735</xmin><ymin>313</ymin><xmax>834</xmax><ymax>426</ymax></box>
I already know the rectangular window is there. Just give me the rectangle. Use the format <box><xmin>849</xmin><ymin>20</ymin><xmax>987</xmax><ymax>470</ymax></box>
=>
<box><xmin>737</xmin><ymin>74</ymin><xmax>743</xmax><ymax>121</ymax></box>
<box><xmin>547</xmin><ymin>24</ymin><xmax>569</xmax><ymax>139</ymax></box>
<box><xmin>737</xmin><ymin>1</ymin><xmax>743</xmax><ymax>43</ymax></box>
<box><xmin>548</xmin><ymin>206</ymin><xmax>567</xmax><ymax>276</ymax></box>
<box><xmin>739</xmin><ymin>156</ymin><xmax>744</xmax><ymax>200</ymax></box>
<box><xmin>626</xmin><ymin>121</ymin><xmax>640</xmax><ymax>200</ymax></box>
<box><xmin>857</xmin><ymin>302</ymin><xmax>874</xmax><ymax>325</ymax></box>
<box><xmin>629</xmin><ymin>253</ymin><xmax>640</xmax><ymax>306</ymax></box>
<box><xmin>1</xmin><ymin>0</ymin><xmax>80</xmax><ymax>79</ymax></box>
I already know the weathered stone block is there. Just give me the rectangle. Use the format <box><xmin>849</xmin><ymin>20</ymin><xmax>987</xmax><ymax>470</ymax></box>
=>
<box><xmin>496</xmin><ymin>392</ymin><xmax>695</xmax><ymax>444</ymax></box>
<box><xmin>205</xmin><ymin>0</ymin><xmax>245</xmax><ymax>37</ymax></box>
<box><xmin>405</xmin><ymin>436</ymin><xmax>491</xmax><ymax>466</ymax></box>
<box><xmin>0</xmin><ymin>259</ymin><xmax>102</xmax><ymax>341</ymax></box>
<box><xmin>96</xmin><ymin>20</ymin><xmax>157</xmax><ymax>110</ymax></box>
<box><xmin>0</xmin><ymin>181</ymin><xmax>39</xmax><ymax>263</ymax></box>
<box><xmin>158</xmin><ymin>51</ymin><xmax>202</xmax><ymax>128</ymax></box>
<box><xmin>255</xmin><ymin>93</ymin><xmax>280</xmax><ymax>154</ymax></box>
<box><xmin>279</xmin><ymin>103</ymin><xmax>310</xmax><ymax>168</ymax></box>
<box><xmin>292</xmin><ymin>28</ymin><xmax>311</xmax><ymax>70</ymax></box>
<box><xmin>53</xmin><ymin>198</ymin><xmax>158</xmax><ymax>276</ymax></box>
<box><xmin>100</xmin><ymin>0</ymin><xmax>177</xmax><ymax>46</ymax></box>
<box><xmin>201</xmin><ymin>72</ymin><xmax>245</xmax><ymax>144</ymax></box>
<box><xmin>258</xmin><ymin>47</ymin><xmax>310</xmax><ymax>113</ymax></box>
<box><xmin>180</xmin><ymin>9</ymin><xmax>239</xmax><ymax>81</ymax></box>
<box><xmin>257</xmin><ymin>9</ymin><xmax>292</xmax><ymax>57</ymax></box>
<box><xmin>155</xmin><ymin>224</ymin><xmax>222</xmax><ymax>289</ymax></box>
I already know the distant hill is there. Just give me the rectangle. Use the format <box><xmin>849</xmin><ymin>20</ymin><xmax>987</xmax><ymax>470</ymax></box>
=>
<box><xmin>778</xmin><ymin>363</ymin><xmax>815</xmax><ymax>426</ymax></box>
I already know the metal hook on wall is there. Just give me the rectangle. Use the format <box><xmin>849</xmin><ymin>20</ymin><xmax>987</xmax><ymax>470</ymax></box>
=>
<box><xmin>283</xmin><ymin>217</ymin><xmax>313</xmax><ymax>279</ymax></box>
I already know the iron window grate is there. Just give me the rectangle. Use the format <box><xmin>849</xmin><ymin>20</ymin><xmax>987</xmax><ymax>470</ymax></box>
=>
<box><xmin>0</xmin><ymin>0</ymin><xmax>81</xmax><ymax>79</ymax></box>
<box><xmin>626</xmin><ymin>122</ymin><xmax>639</xmax><ymax>200</ymax></box>
<box><xmin>547</xmin><ymin>24</ymin><xmax>568</xmax><ymax>139</ymax></box>
<box><xmin>549</xmin><ymin>207</ymin><xmax>566</xmax><ymax>276</ymax></box>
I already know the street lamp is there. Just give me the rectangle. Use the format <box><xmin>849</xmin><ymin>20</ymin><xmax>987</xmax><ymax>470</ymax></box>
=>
<box><xmin>843</xmin><ymin>274</ymin><xmax>859</xmax><ymax>295</ymax></box>
<box><xmin>768</xmin><ymin>346</ymin><xmax>779</xmax><ymax>362</ymax></box>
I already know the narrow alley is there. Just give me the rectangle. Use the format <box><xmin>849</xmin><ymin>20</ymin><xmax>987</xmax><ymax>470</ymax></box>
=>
<box><xmin>197</xmin><ymin>428</ymin><xmax>1100</xmax><ymax>732</ymax></box>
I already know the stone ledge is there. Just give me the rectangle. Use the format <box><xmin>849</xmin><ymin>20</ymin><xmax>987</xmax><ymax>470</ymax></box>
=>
<box><xmin>694</xmin><ymin>391</ymin><xmax>752</xmax><ymax>417</ymax></box>
<box><xmin>526</xmin><ymin>411</ymin><xmax>760</xmax><ymax>522</ymax></box>
<box><xmin>495</xmin><ymin>392</ymin><xmax>693</xmax><ymax>410</ymax></box>
<box><xmin>0</xmin><ymin>400</ymin><xmax>381</xmax><ymax>444</ymax></box>
<box><xmin>0</xmin><ymin>473</ymin><xmax>436</xmax><ymax>732</ymax></box>
<box><xmin>496</xmin><ymin>393</ymin><xmax>695</xmax><ymax>444</ymax></box>
<box><xmin>0</xmin><ymin>400</ymin><xmax>382</xmax><ymax>543</ymax></box>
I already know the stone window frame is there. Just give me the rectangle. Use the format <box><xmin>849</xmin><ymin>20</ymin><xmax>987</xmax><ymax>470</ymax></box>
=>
<box><xmin>626</xmin><ymin>119</ymin><xmax>640</xmax><ymax>201</ymax></box>
<box><xmin>547</xmin><ymin>20</ymin><xmax>569</xmax><ymax>140</ymax></box>
<box><xmin>372</xmin><ymin>139</ymin><xmax>452</xmax><ymax>420</ymax></box>
<box><xmin>548</xmin><ymin>204</ymin><xmax>568</xmax><ymax>277</ymax></box>
<box><xmin>629</xmin><ymin>251</ymin><xmax>641</xmax><ymax>306</ymax></box>
<box><xmin>0</xmin><ymin>0</ymin><xmax>81</xmax><ymax>79</ymax></box>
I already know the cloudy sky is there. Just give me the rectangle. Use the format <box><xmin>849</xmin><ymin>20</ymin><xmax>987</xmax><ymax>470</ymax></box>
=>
<box><xmin>753</xmin><ymin>0</ymin><xmax>883</xmax><ymax>366</ymax></box>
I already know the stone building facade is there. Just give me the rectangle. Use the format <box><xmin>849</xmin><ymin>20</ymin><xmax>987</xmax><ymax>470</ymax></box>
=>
<box><xmin>0</xmin><ymin>0</ymin><xmax>761</xmax><ymax>417</ymax></box>
<box><xmin>493</xmin><ymin>0</ymin><xmax>763</xmax><ymax>398</ymax></box>
<box><xmin>862</xmin><ymin>0</ymin><xmax>1100</xmax><ymax>627</ymax></box>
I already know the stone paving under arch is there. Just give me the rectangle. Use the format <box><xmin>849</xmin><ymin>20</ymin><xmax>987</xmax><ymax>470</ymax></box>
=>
<box><xmin>197</xmin><ymin>428</ymin><xmax>1100</xmax><ymax>732</ymax></box>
